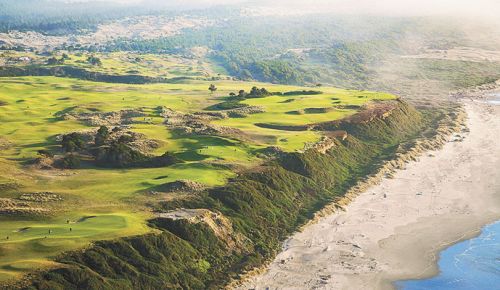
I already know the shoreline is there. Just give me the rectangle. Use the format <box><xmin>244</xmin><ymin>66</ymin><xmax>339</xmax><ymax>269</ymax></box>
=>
<box><xmin>228</xmin><ymin>99</ymin><xmax>466</xmax><ymax>290</ymax></box>
<box><xmin>378</xmin><ymin>90</ymin><xmax>500</xmax><ymax>288</ymax></box>
<box><xmin>394</xmin><ymin>220</ymin><xmax>500</xmax><ymax>289</ymax></box>
<box><xmin>378</xmin><ymin>212</ymin><xmax>499</xmax><ymax>289</ymax></box>
<box><xmin>236</xmin><ymin>88</ymin><xmax>500</xmax><ymax>289</ymax></box>
<box><xmin>390</xmin><ymin>219</ymin><xmax>500</xmax><ymax>289</ymax></box>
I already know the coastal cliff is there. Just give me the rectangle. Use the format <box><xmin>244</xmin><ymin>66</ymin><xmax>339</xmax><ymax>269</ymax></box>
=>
<box><xmin>10</xmin><ymin>100</ymin><xmax>455</xmax><ymax>290</ymax></box>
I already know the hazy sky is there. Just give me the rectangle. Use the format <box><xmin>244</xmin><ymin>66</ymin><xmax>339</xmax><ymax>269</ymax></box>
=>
<box><xmin>64</xmin><ymin>0</ymin><xmax>500</xmax><ymax>18</ymax></box>
<box><xmin>255</xmin><ymin>0</ymin><xmax>500</xmax><ymax>17</ymax></box>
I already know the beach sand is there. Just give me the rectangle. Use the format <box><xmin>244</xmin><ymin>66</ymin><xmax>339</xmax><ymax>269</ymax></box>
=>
<box><xmin>237</xmin><ymin>98</ymin><xmax>500</xmax><ymax>290</ymax></box>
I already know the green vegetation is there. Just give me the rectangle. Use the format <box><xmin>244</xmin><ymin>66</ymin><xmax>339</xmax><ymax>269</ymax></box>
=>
<box><xmin>0</xmin><ymin>0</ymin><xmax>156</xmax><ymax>34</ymax></box>
<box><xmin>282</xmin><ymin>90</ymin><xmax>323</xmax><ymax>96</ymax></box>
<box><xmin>87</xmin><ymin>55</ymin><xmax>102</xmax><ymax>66</ymax></box>
<box><xmin>1</xmin><ymin>8</ymin><xmax>488</xmax><ymax>286</ymax></box>
<box><xmin>104</xmin><ymin>16</ymin><xmax>408</xmax><ymax>85</ymax></box>
<box><xmin>0</xmin><ymin>74</ymin><xmax>399</xmax><ymax>283</ymax></box>
<box><xmin>14</xmin><ymin>99</ymin><xmax>436</xmax><ymax>289</ymax></box>
<box><xmin>397</xmin><ymin>58</ymin><xmax>500</xmax><ymax>89</ymax></box>
<box><xmin>213</xmin><ymin>88</ymin><xmax>394</xmax><ymax>150</ymax></box>
<box><xmin>0</xmin><ymin>51</ymin><xmax>216</xmax><ymax>84</ymax></box>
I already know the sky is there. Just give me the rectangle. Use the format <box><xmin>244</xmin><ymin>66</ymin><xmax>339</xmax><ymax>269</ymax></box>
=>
<box><xmin>252</xmin><ymin>0</ymin><xmax>500</xmax><ymax>17</ymax></box>
<box><xmin>283</xmin><ymin>0</ymin><xmax>500</xmax><ymax>15</ymax></box>
<box><xmin>59</xmin><ymin>0</ymin><xmax>500</xmax><ymax>19</ymax></box>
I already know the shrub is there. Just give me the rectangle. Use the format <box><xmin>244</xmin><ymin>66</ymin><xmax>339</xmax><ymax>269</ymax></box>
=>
<box><xmin>87</xmin><ymin>56</ymin><xmax>102</xmax><ymax>66</ymax></box>
<box><xmin>247</xmin><ymin>86</ymin><xmax>270</xmax><ymax>98</ymax></box>
<box><xmin>95</xmin><ymin>142</ymin><xmax>147</xmax><ymax>168</ymax></box>
<box><xmin>151</xmin><ymin>152</ymin><xmax>182</xmax><ymax>167</ymax></box>
<box><xmin>205</xmin><ymin>100</ymin><xmax>248</xmax><ymax>111</ymax></box>
<box><xmin>60</xmin><ymin>154</ymin><xmax>80</xmax><ymax>169</ymax></box>
<box><xmin>37</xmin><ymin>149</ymin><xmax>53</xmax><ymax>158</ymax></box>
<box><xmin>94</xmin><ymin>126</ymin><xmax>109</xmax><ymax>146</ymax></box>
<box><xmin>47</xmin><ymin>56</ymin><xmax>64</xmax><ymax>65</ymax></box>
<box><xmin>61</xmin><ymin>133</ymin><xmax>85</xmax><ymax>152</ymax></box>
<box><xmin>283</xmin><ymin>90</ymin><xmax>322</xmax><ymax>96</ymax></box>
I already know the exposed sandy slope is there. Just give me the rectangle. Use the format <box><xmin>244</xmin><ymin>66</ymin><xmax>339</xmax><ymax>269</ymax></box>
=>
<box><xmin>238</xmin><ymin>96</ymin><xmax>500</xmax><ymax>289</ymax></box>
<box><xmin>402</xmin><ymin>46</ymin><xmax>500</xmax><ymax>63</ymax></box>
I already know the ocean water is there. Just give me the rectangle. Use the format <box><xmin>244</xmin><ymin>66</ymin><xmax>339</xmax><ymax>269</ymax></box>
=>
<box><xmin>396</xmin><ymin>220</ymin><xmax>500</xmax><ymax>290</ymax></box>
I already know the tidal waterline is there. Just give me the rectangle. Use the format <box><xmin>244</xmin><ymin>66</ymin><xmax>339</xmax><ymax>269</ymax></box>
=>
<box><xmin>396</xmin><ymin>220</ymin><xmax>500</xmax><ymax>290</ymax></box>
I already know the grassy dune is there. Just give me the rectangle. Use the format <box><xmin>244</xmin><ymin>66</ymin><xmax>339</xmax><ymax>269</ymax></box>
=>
<box><xmin>1</xmin><ymin>51</ymin><xmax>210</xmax><ymax>79</ymax></box>
<box><xmin>0</xmin><ymin>75</ymin><xmax>395</xmax><ymax>282</ymax></box>
<box><xmin>17</xmin><ymin>99</ymin><xmax>427</xmax><ymax>289</ymax></box>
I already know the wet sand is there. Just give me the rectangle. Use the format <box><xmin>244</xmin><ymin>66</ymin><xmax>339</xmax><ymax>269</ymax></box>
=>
<box><xmin>238</xmin><ymin>99</ymin><xmax>500</xmax><ymax>290</ymax></box>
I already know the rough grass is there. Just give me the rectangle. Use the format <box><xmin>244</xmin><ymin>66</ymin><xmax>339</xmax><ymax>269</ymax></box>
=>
<box><xmin>0</xmin><ymin>213</ymin><xmax>151</xmax><ymax>282</ymax></box>
<box><xmin>15</xmin><ymin>100</ymin><xmax>427</xmax><ymax>289</ymax></box>
<box><xmin>213</xmin><ymin>88</ymin><xmax>394</xmax><ymax>150</ymax></box>
<box><xmin>0</xmin><ymin>51</ymin><xmax>209</xmax><ymax>79</ymax></box>
<box><xmin>0</xmin><ymin>75</ymin><xmax>397</xmax><ymax>282</ymax></box>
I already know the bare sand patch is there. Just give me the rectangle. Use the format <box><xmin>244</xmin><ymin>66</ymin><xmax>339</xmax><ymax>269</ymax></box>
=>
<box><xmin>402</xmin><ymin>46</ymin><xmax>500</xmax><ymax>63</ymax></box>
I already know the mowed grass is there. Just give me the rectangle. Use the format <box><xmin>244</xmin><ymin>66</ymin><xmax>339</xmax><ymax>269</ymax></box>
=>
<box><xmin>0</xmin><ymin>213</ymin><xmax>150</xmax><ymax>281</ymax></box>
<box><xmin>214</xmin><ymin>87</ymin><xmax>395</xmax><ymax>151</ymax></box>
<box><xmin>0</xmin><ymin>76</ymin><xmax>396</xmax><ymax>281</ymax></box>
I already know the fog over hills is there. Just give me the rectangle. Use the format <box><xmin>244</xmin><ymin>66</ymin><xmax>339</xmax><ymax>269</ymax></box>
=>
<box><xmin>80</xmin><ymin>0</ymin><xmax>500</xmax><ymax>18</ymax></box>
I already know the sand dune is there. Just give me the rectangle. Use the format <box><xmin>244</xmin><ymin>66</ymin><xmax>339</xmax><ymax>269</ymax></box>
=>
<box><xmin>238</xmin><ymin>93</ymin><xmax>500</xmax><ymax>289</ymax></box>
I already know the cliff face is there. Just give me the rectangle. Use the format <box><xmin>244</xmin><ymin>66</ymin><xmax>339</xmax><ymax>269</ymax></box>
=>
<box><xmin>12</xmin><ymin>100</ymin><xmax>435</xmax><ymax>290</ymax></box>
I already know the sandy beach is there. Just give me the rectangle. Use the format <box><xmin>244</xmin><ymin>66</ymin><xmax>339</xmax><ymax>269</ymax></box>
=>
<box><xmin>238</xmin><ymin>95</ymin><xmax>500</xmax><ymax>289</ymax></box>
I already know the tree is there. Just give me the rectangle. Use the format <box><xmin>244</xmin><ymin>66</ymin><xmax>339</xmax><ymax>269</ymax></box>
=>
<box><xmin>60</xmin><ymin>154</ymin><xmax>80</xmax><ymax>169</ymax></box>
<box><xmin>240</xmin><ymin>69</ymin><xmax>253</xmax><ymax>80</ymax></box>
<box><xmin>247</xmin><ymin>87</ymin><xmax>270</xmax><ymax>98</ymax></box>
<box><xmin>250</xmin><ymin>86</ymin><xmax>259</xmax><ymax>96</ymax></box>
<box><xmin>94</xmin><ymin>126</ymin><xmax>109</xmax><ymax>146</ymax></box>
<box><xmin>96</xmin><ymin>141</ymin><xmax>147</xmax><ymax>168</ymax></box>
<box><xmin>47</xmin><ymin>56</ymin><xmax>64</xmax><ymax>65</ymax></box>
<box><xmin>47</xmin><ymin>57</ymin><xmax>58</xmax><ymax>65</ymax></box>
<box><xmin>152</xmin><ymin>152</ymin><xmax>182</xmax><ymax>167</ymax></box>
<box><xmin>208</xmin><ymin>84</ymin><xmax>217</xmax><ymax>94</ymax></box>
<box><xmin>118</xmin><ymin>134</ymin><xmax>133</xmax><ymax>144</ymax></box>
<box><xmin>62</xmin><ymin>133</ymin><xmax>85</xmax><ymax>152</ymax></box>
<box><xmin>37</xmin><ymin>149</ymin><xmax>53</xmax><ymax>158</ymax></box>
<box><xmin>87</xmin><ymin>55</ymin><xmax>102</xmax><ymax>66</ymax></box>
